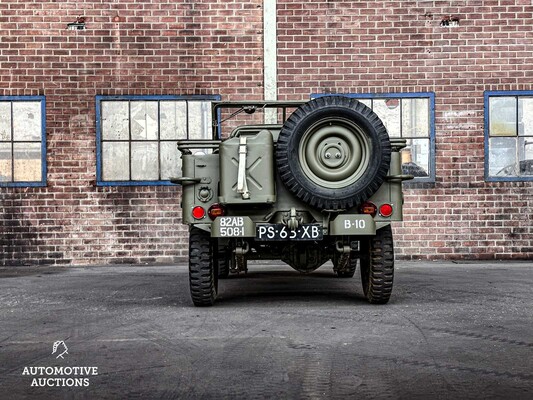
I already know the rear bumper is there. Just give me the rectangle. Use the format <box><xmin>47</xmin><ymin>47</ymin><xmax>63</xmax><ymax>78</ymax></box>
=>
<box><xmin>207</xmin><ymin>214</ymin><xmax>377</xmax><ymax>238</ymax></box>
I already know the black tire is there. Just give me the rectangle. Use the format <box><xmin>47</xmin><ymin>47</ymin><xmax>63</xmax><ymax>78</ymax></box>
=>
<box><xmin>360</xmin><ymin>225</ymin><xmax>394</xmax><ymax>304</ymax></box>
<box><xmin>189</xmin><ymin>227</ymin><xmax>217</xmax><ymax>306</ymax></box>
<box><xmin>276</xmin><ymin>96</ymin><xmax>391</xmax><ymax>210</ymax></box>
<box><xmin>217</xmin><ymin>249</ymin><xmax>230</xmax><ymax>279</ymax></box>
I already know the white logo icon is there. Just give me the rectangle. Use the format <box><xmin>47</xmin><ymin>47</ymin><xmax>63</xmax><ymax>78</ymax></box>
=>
<box><xmin>52</xmin><ymin>341</ymin><xmax>69</xmax><ymax>359</ymax></box>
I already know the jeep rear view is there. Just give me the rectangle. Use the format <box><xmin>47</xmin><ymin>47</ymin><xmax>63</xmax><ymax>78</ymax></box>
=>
<box><xmin>172</xmin><ymin>96</ymin><xmax>412</xmax><ymax>306</ymax></box>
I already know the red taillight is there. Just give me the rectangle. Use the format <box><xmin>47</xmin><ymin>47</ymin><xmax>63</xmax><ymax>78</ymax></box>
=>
<box><xmin>360</xmin><ymin>202</ymin><xmax>377</xmax><ymax>217</ymax></box>
<box><xmin>379</xmin><ymin>203</ymin><xmax>393</xmax><ymax>217</ymax></box>
<box><xmin>192</xmin><ymin>206</ymin><xmax>206</xmax><ymax>220</ymax></box>
<box><xmin>208</xmin><ymin>203</ymin><xmax>226</xmax><ymax>220</ymax></box>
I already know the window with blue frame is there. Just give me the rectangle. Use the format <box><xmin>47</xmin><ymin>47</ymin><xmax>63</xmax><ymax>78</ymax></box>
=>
<box><xmin>0</xmin><ymin>96</ymin><xmax>46</xmax><ymax>187</ymax></box>
<box><xmin>96</xmin><ymin>95</ymin><xmax>220</xmax><ymax>186</ymax></box>
<box><xmin>311</xmin><ymin>93</ymin><xmax>435</xmax><ymax>183</ymax></box>
<box><xmin>485</xmin><ymin>91</ymin><xmax>533</xmax><ymax>181</ymax></box>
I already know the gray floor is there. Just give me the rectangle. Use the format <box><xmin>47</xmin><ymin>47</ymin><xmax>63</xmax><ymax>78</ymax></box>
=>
<box><xmin>0</xmin><ymin>261</ymin><xmax>532</xmax><ymax>399</ymax></box>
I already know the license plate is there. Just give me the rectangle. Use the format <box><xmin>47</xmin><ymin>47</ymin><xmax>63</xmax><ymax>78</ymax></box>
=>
<box><xmin>256</xmin><ymin>224</ymin><xmax>323</xmax><ymax>241</ymax></box>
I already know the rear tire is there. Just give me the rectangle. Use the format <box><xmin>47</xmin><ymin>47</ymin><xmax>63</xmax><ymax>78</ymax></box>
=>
<box><xmin>217</xmin><ymin>249</ymin><xmax>230</xmax><ymax>279</ymax></box>
<box><xmin>189</xmin><ymin>227</ymin><xmax>217</xmax><ymax>306</ymax></box>
<box><xmin>360</xmin><ymin>226</ymin><xmax>394</xmax><ymax>304</ymax></box>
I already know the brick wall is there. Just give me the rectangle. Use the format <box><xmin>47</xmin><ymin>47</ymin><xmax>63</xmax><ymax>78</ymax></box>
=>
<box><xmin>276</xmin><ymin>0</ymin><xmax>533</xmax><ymax>260</ymax></box>
<box><xmin>1</xmin><ymin>0</ymin><xmax>264</xmax><ymax>265</ymax></box>
<box><xmin>1</xmin><ymin>0</ymin><xmax>532</xmax><ymax>265</ymax></box>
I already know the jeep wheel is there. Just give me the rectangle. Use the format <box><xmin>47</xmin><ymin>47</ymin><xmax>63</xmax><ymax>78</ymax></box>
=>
<box><xmin>189</xmin><ymin>227</ymin><xmax>217</xmax><ymax>306</ymax></box>
<box><xmin>217</xmin><ymin>249</ymin><xmax>230</xmax><ymax>279</ymax></box>
<box><xmin>276</xmin><ymin>96</ymin><xmax>391</xmax><ymax>210</ymax></box>
<box><xmin>360</xmin><ymin>226</ymin><xmax>394</xmax><ymax>304</ymax></box>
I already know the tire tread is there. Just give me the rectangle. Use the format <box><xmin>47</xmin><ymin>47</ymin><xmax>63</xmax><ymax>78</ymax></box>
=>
<box><xmin>361</xmin><ymin>226</ymin><xmax>394</xmax><ymax>304</ymax></box>
<box><xmin>189</xmin><ymin>227</ymin><xmax>217</xmax><ymax>306</ymax></box>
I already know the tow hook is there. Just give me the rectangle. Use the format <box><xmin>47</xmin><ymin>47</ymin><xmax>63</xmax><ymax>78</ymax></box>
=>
<box><xmin>285</xmin><ymin>207</ymin><xmax>300</xmax><ymax>230</ymax></box>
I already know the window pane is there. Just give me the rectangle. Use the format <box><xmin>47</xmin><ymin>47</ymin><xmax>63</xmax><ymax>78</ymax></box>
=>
<box><xmin>160</xmin><ymin>141</ymin><xmax>180</xmax><ymax>180</ymax></box>
<box><xmin>401</xmin><ymin>138</ymin><xmax>429</xmax><ymax>177</ymax></box>
<box><xmin>98</xmin><ymin>97</ymin><xmax>216</xmax><ymax>184</ymax></box>
<box><xmin>489</xmin><ymin>137</ymin><xmax>517</xmax><ymax>176</ymax></box>
<box><xmin>402</xmin><ymin>98</ymin><xmax>429</xmax><ymax>138</ymax></box>
<box><xmin>0</xmin><ymin>142</ymin><xmax>12</xmax><ymax>182</ymax></box>
<box><xmin>131</xmin><ymin>142</ymin><xmax>159</xmax><ymax>181</ymax></box>
<box><xmin>357</xmin><ymin>99</ymin><xmax>372</xmax><ymax>108</ymax></box>
<box><xmin>518</xmin><ymin>136</ymin><xmax>533</xmax><ymax>176</ymax></box>
<box><xmin>518</xmin><ymin>97</ymin><xmax>533</xmax><ymax>136</ymax></box>
<box><xmin>101</xmin><ymin>102</ymin><xmax>129</xmax><ymax>140</ymax></box>
<box><xmin>130</xmin><ymin>101</ymin><xmax>158</xmax><ymax>140</ymax></box>
<box><xmin>489</xmin><ymin>97</ymin><xmax>516</xmax><ymax>136</ymax></box>
<box><xmin>188</xmin><ymin>101</ymin><xmax>212</xmax><ymax>139</ymax></box>
<box><xmin>13</xmin><ymin>142</ymin><xmax>41</xmax><ymax>181</ymax></box>
<box><xmin>102</xmin><ymin>142</ymin><xmax>129</xmax><ymax>180</ymax></box>
<box><xmin>0</xmin><ymin>103</ymin><xmax>11</xmax><ymax>141</ymax></box>
<box><xmin>373</xmin><ymin>98</ymin><xmax>401</xmax><ymax>137</ymax></box>
<box><xmin>12</xmin><ymin>102</ymin><xmax>41</xmax><ymax>141</ymax></box>
<box><xmin>160</xmin><ymin>101</ymin><xmax>187</xmax><ymax>140</ymax></box>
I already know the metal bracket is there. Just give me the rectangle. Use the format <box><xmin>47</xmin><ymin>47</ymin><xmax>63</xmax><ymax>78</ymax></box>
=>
<box><xmin>169</xmin><ymin>177</ymin><xmax>201</xmax><ymax>185</ymax></box>
<box><xmin>233</xmin><ymin>242</ymin><xmax>250</xmax><ymax>274</ymax></box>
<box><xmin>334</xmin><ymin>241</ymin><xmax>351</xmax><ymax>273</ymax></box>
<box><xmin>170</xmin><ymin>176</ymin><xmax>211</xmax><ymax>185</ymax></box>
<box><xmin>386</xmin><ymin>174</ymin><xmax>414</xmax><ymax>182</ymax></box>
<box><xmin>286</xmin><ymin>207</ymin><xmax>300</xmax><ymax>230</ymax></box>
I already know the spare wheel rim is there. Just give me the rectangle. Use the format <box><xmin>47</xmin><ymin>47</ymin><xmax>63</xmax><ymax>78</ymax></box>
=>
<box><xmin>298</xmin><ymin>117</ymin><xmax>371</xmax><ymax>189</ymax></box>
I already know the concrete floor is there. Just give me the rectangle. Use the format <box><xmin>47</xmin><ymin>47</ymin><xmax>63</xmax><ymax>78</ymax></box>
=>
<box><xmin>0</xmin><ymin>261</ymin><xmax>532</xmax><ymax>399</ymax></box>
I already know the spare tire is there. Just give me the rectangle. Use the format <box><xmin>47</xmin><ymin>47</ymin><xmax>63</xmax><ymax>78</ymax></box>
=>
<box><xmin>276</xmin><ymin>96</ymin><xmax>391</xmax><ymax>210</ymax></box>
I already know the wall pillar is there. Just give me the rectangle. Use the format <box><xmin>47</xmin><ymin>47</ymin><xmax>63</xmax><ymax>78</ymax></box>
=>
<box><xmin>263</xmin><ymin>0</ymin><xmax>277</xmax><ymax>123</ymax></box>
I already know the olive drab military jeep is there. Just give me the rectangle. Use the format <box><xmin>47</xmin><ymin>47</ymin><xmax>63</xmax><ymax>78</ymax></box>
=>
<box><xmin>172</xmin><ymin>96</ymin><xmax>412</xmax><ymax>306</ymax></box>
